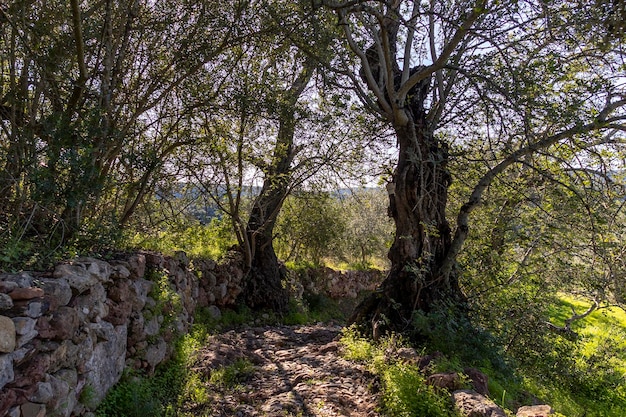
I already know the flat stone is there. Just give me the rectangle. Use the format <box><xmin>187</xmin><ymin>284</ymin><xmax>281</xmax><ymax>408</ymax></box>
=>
<box><xmin>10</xmin><ymin>345</ymin><xmax>36</xmax><ymax>365</ymax></box>
<box><xmin>0</xmin><ymin>354</ymin><xmax>14</xmax><ymax>390</ymax></box>
<box><xmin>453</xmin><ymin>389</ymin><xmax>507</xmax><ymax>417</ymax></box>
<box><xmin>12</xmin><ymin>317</ymin><xmax>37</xmax><ymax>335</ymax></box>
<box><xmin>21</xmin><ymin>401</ymin><xmax>46</xmax><ymax>417</ymax></box>
<box><xmin>54</xmin><ymin>263</ymin><xmax>97</xmax><ymax>294</ymax></box>
<box><xmin>517</xmin><ymin>405</ymin><xmax>554</xmax><ymax>417</ymax></box>
<box><xmin>12</xmin><ymin>317</ymin><xmax>39</xmax><ymax>349</ymax></box>
<box><xmin>0</xmin><ymin>315</ymin><xmax>16</xmax><ymax>353</ymax></box>
<box><xmin>9</xmin><ymin>287</ymin><xmax>44</xmax><ymax>301</ymax></box>
<box><xmin>1</xmin><ymin>272</ymin><xmax>33</xmax><ymax>288</ymax></box>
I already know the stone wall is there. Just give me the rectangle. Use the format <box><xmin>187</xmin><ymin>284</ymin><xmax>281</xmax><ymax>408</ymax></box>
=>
<box><xmin>294</xmin><ymin>267</ymin><xmax>384</xmax><ymax>299</ymax></box>
<box><xmin>0</xmin><ymin>252</ymin><xmax>383</xmax><ymax>417</ymax></box>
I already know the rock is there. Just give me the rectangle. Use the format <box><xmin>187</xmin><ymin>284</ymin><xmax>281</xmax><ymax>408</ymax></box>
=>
<box><xmin>72</xmin><ymin>283</ymin><xmax>107</xmax><ymax>322</ymax></box>
<box><xmin>144</xmin><ymin>338</ymin><xmax>167</xmax><ymax>369</ymax></box>
<box><xmin>7</xmin><ymin>406</ymin><xmax>20</xmax><ymax>417</ymax></box>
<box><xmin>465</xmin><ymin>367</ymin><xmax>490</xmax><ymax>396</ymax></box>
<box><xmin>204</xmin><ymin>271</ymin><xmax>217</xmax><ymax>288</ymax></box>
<box><xmin>103</xmin><ymin>299</ymin><xmax>132</xmax><ymax>326</ymax></box>
<box><xmin>10</xmin><ymin>345</ymin><xmax>36</xmax><ymax>366</ymax></box>
<box><xmin>197</xmin><ymin>287</ymin><xmax>209</xmax><ymax>308</ymax></box>
<box><xmin>12</xmin><ymin>353</ymin><xmax>50</xmax><ymax>388</ymax></box>
<box><xmin>13</xmin><ymin>317</ymin><xmax>37</xmax><ymax>335</ymax></box>
<box><xmin>40</xmin><ymin>278</ymin><xmax>73</xmax><ymax>309</ymax></box>
<box><xmin>128</xmin><ymin>312</ymin><xmax>146</xmax><ymax>347</ymax></box>
<box><xmin>83</xmin><ymin>324</ymin><xmax>127</xmax><ymax>403</ymax></box>
<box><xmin>416</xmin><ymin>352</ymin><xmax>443</xmax><ymax>371</ymax></box>
<box><xmin>48</xmin><ymin>371</ymin><xmax>74</xmax><ymax>417</ymax></box>
<box><xmin>2</xmin><ymin>272</ymin><xmax>34</xmax><ymax>288</ymax></box>
<box><xmin>16</xmin><ymin>329</ymin><xmax>38</xmax><ymax>349</ymax></box>
<box><xmin>21</xmin><ymin>402</ymin><xmax>46</xmax><ymax>417</ymax></box>
<box><xmin>427</xmin><ymin>372</ymin><xmax>462</xmax><ymax>391</ymax></box>
<box><xmin>217</xmin><ymin>282</ymin><xmax>228</xmax><ymax>300</ymax></box>
<box><xmin>76</xmin><ymin>257</ymin><xmax>112</xmax><ymax>283</ymax></box>
<box><xmin>26</xmin><ymin>300</ymin><xmax>50</xmax><ymax>318</ymax></box>
<box><xmin>26</xmin><ymin>381</ymin><xmax>54</xmax><ymax>403</ymax></box>
<box><xmin>37</xmin><ymin>306</ymin><xmax>79</xmax><ymax>340</ymax></box>
<box><xmin>395</xmin><ymin>347</ymin><xmax>419</xmax><ymax>363</ymax></box>
<box><xmin>8</xmin><ymin>299</ymin><xmax>50</xmax><ymax>319</ymax></box>
<box><xmin>13</xmin><ymin>317</ymin><xmax>38</xmax><ymax>348</ymax></box>
<box><xmin>0</xmin><ymin>315</ymin><xmax>16</xmax><ymax>353</ymax></box>
<box><xmin>108</xmin><ymin>279</ymin><xmax>130</xmax><ymax>303</ymax></box>
<box><xmin>47</xmin><ymin>340</ymin><xmax>81</xmax><ymax>373</ymax></box>
<box><xmin>0</xmin><ymin>279</ymin><xmax>19</xmax><ymax>293</ymax></box>
<box><xmin>0</xmin><ymin>354</ymin><xmax>14</xmax><ymax>390</ymax></box>
<box><xmin>174</xmin><ymin>251</ymin><xmax>189</xmax><ymax>267</ymax></box>
<box><xmin>129</xmin><ymin>279</ymin><xmax>153</xmax><ymax>311</ymax></box>
<box><xmin>127</xmin><ymin>253</ymin><xmax>147</xmax><ymax>279</ymax></box>
<box><xmin>55</xmin><ymin>368</ymin><xmax>78</xmax><ymax>389</ymax></box>
<box><xmin>0</xmin><ymin>293</ymin><xmax>14</xmax><ymax>310</ymax></box>
<box><xmin>9</xmin><ymin>287</ymin><xmax>44</xmax><ymax>300</ymax></box>
<box><xmin>453</xmin><ymin>389</ymin><xmax>507</xmax><ymax>417</ymax></box>
<box><xmin>516</xmin><ymin>405</ymin><xmax>554</xmax><ymax>417</ymax></box>
<box><xmin>54</xmin><ymin>264</ymin><xmax>98</xmax><ymax>294</ymax></box>
<box><xmin>144</xmin><ymin>315</ymin><xmax>160</xmax><ymax>336</ymax></box>
<box><xmin>207</xmin><ymin>305</ymin><xmax>222</xmax><ymax>320</ymax></box>
<box><xmin>111</xmin><ymin>264</ymin><xmax>131</xmax><ymax>279</ymax></box>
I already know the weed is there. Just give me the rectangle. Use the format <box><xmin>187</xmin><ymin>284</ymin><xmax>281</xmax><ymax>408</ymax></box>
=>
<box><xmin>339</xmin><ymin>326</ymin><xmax>460</xmax><ymax>417</ymax></box>
<box><xmin>209</xmin><ymin>358</ymin><xmax>255</xmax><ymax>389</ymax></box>
<box><xmin>78</xmin><ymin>384</ymin><xmax>98</xmax><ymax>410</ymax></box>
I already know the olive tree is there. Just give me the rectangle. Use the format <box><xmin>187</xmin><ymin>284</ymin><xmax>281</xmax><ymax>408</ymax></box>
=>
<box><xmin>318</xmin><ymin>0</ymin><xmax>626</xmax><ymax>335</ymax></box>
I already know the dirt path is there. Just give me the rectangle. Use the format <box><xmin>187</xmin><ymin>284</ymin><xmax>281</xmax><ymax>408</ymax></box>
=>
<box><xmin>184</xmin><ymin>324</ymin><xmax>381</xmax><ymax>417</ymax></box>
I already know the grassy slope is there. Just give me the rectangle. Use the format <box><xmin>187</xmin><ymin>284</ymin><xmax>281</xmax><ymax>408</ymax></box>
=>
<box><xmin>534</xmin><ymin>295</ymin><xmax>626</xmax><ymax>417</ymax></box>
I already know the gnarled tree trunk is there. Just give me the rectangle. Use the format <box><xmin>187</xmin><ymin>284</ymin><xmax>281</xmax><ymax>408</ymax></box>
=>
<box><xmin>350</xmin><ymin>100</ymin><xmax>466</xmax><ymax>335</ymax></box>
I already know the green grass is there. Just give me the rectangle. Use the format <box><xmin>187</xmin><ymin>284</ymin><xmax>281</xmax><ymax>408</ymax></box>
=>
<box><xmin>340</xmin><ymin>327</ymin><xmax>462</xmax><ymax>417</ymax></box>
<box><xmin>525</xmin><ymin>295</ymin><xmax>626</xmax><ymax>417</ymax></box>
<box><xmin>208</xmin><ymin>358</ymin><xmax>255</xmax><ymax>388</ymax></box>
<box><xmin>96</xmin><ymin>321</ymin><xmax>212</xmax><ymax>416</ymax></box>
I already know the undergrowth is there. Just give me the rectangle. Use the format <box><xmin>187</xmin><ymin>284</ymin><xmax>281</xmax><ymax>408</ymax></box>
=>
<box><xmin>95</xmin><ymin>324</ymin><xmax>211</xmax><ymax>417</ymax></box>
<box><xmin>340</xmin><ymin>326</ymin><xmax>462</xmax><ymax>417</ymax></box>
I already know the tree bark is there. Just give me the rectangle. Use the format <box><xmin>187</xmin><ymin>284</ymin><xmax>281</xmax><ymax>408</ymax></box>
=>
<box><xmin>347</xmin><ymin>12</ymin><xmax>467</xmax><ymax>331</ymax></box>
<box><xmin>238</xmin><ymin>61</ymin><xmax>314</xmax><ymax>312</ymax></box>
<box><xmin>239</xmin><ymin>182</ymin><xmax>290</xmax><ymax>312</ymax></box>
<box><xmin>350</xmin><ymin>104</ymin><xmax>466</xmax><ymax>335</ymax></box>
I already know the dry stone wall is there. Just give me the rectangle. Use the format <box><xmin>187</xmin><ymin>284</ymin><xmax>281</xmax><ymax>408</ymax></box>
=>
<box><xmin>0</xmin><ymin>251</ymin><xmax>245</xmax><ymax>417</ymax></box>
<box><xmin>0</xmin><ymin>252</ymin><xmax>383</xmax><ymax>417</ymax></box>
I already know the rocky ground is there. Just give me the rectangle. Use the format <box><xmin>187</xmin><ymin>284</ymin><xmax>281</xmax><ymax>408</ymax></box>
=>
<box><xmin>182</xmin><ymin>323</ymin><xmax>381</xmax><ymax>417</ymax></box>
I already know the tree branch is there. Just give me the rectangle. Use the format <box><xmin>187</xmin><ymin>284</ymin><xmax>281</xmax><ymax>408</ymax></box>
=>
<box><xmin>439</xmin><ymin>99</ymin><xmax>626</xmax><ymax>278</ymax></box>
